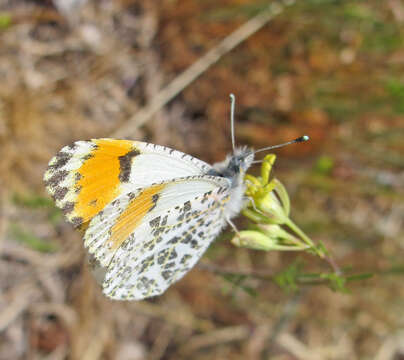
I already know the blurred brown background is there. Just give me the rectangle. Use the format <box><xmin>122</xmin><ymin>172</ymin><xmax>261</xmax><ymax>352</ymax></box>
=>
<box><xmin>1</xmin><ymin>1</ymin><xmax>403</xmax><ymax>359</ymax></box>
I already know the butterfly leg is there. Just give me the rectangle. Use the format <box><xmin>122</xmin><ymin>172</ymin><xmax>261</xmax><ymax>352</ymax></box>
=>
<box><xmin>246</xmin><ymin>196</ymin><xmax>259</xmax><ymax>212</ymax></box>
<box><xmin>246</xmin><ymin>196</ymin><xmax>266</xmax><ymax>216</ymax></box>
<box><xmin>225</xmin><ymin>216</ymin><xmax>240</xmax><ymax>236</ymax></box>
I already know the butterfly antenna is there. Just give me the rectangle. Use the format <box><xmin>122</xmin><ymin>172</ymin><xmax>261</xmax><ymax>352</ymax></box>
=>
<box><xmin>230</xmin><ymin>94</ymin><xmax>236</xmax><ymax>151</ymax></box>
<box><xmin>254</xmin><ymin>135</ymin><xmax>310</xmax><ymax>154</ymax></box>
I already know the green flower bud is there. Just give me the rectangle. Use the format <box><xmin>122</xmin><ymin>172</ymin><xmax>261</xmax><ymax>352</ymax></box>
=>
<box><xmin>231</xmin><ymin>230</ymin><xmax>278</xmax><ymax>251</ymax></box>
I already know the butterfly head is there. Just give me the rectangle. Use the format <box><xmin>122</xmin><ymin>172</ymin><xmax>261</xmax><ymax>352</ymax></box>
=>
<box><xmin>229</xmin><ymin>147</ymin><xmax>254</xmax><ymax>173</ymax></box>
<box><xmin>207</xmin><ymin>146</ymin><xmax>254</xmax><ymax>181</ymax></box>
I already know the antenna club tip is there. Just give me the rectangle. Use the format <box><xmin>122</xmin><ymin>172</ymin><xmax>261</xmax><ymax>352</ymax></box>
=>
<box><xmin>296</xmin><ymin>135</ymin><xmax>310</xmax><ymax>142</ymax></box>
<box><xmin>229</xmin><ymin>93</ymin><xmax>235</xmax><ymax>99</ymax></box>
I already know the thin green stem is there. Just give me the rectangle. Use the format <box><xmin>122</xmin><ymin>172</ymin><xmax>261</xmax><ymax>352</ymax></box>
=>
<box><xmin>284</xmin><ymin>218</ymin><xmax>324</xmax><ymax>258</ymax></box>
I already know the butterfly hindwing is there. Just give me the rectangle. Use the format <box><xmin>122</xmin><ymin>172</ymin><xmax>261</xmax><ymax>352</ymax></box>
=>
<box><xmin>44</xmin><ymin>139</ymin><xmax>212</xmax><ymax>227</ymax></box>
<box><xmin>83</xmin><ymin>175</ymin><xmax>231</xmax><ymax>300</ymax></box>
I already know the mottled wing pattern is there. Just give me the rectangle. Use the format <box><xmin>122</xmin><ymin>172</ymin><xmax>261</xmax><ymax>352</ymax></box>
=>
<box><xmin>83</xmin><ymin>176</ymin><xmax>231</xmax><ymax>300</ymax></box>
<box><xmin>43</xmin><ymin>139</ymin><xmax>211</xmax><ymax>227</ymax></box>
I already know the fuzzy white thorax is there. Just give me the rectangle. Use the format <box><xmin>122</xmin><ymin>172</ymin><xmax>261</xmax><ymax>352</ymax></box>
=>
<box><xmin>209</xmin><ymin>147</ymin><xmax>254</xmax><ymax>219</ymax></box>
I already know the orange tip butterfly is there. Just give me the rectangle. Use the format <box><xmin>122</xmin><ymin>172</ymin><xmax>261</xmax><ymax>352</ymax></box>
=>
<box><xmin>44</xmin><ymin>94</ymin><xmax>309</xmax><ymax>300</ymax></box>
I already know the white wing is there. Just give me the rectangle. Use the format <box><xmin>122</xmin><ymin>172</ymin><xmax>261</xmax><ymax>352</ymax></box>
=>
<box><xmin>84</xmin><ymin>175</ymin><xmax>231</xmax><ymax>300</ymax></box>
<box><xmin>43</xmin><ymin>139</ymin><xmax>212</xmax><ymax>226</ymax></box>
<box><xmin>123</xmin><ymin>141</ymin><xmax>212</xmax><ymax>188</ymax></box>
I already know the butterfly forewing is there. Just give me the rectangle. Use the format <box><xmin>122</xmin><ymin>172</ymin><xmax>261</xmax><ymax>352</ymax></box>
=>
<box><xmin>43</xmin><ymin>139</ymin><xmax>212</xmax><ymax>227</ymax></box>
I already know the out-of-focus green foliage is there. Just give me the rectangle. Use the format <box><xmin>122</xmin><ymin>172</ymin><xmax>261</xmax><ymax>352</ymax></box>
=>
<box><xmin>13</xmin><ymin>193</ymin><xmax>62</xmax><ymax>224</ymax></box>
<box><xmin>313</xmin><ymin>155</ymin><xmax>335</xmax><ymax>175</ymax></box>
<box><xmin>10</xmin><ymin>223</ymin><xmax>58</xmax><ymax>253</ymax></box>
<box><xmin>13</xmin><ymin>193</ymin><xmax>55</xmax><ymax>209</ymax></box>
<box><xmin>386</xmin><ymin>79</ymin><xmax>404</xmax><ymax>114</ymax></box>
<box><xmin>0</xmin><ymin>12</ymin><xmax>11</xmax><ymax>29</ymax></box>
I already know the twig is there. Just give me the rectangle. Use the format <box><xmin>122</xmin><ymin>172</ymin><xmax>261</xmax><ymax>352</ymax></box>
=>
<box><xmin>199</xmin><ymin>262</ymin><xmax>344</xmax><ymax>288</ymax></box>
<box><xmin>112</xmin><ymin>0</ymin><xmax>295</xmax><ymax>138</ymax></box>
<box><xmin>149</xmin><ymin>323</ymin><xmax>174</xmax><ymax>360</ymax></box>
<box><xmin>323</xmin><ymin>254</ymin><xmax>342</xmax><ymax>275</ymax></box>
<box><xmin>268</xmin><ymin>290</ymin><xmax>305</xmax><ymax>345</ymax></box>
<box><xmin>277</xmin><ymin>332</ymin><xmax>324</xmax><ymax>360</ymax></box>
<box><xmin>128</xmin><ymin>301</ymin><xmax>214</xmax><ymax>332</ymax></box>
<box><xmin>0</xmin><ymin>283</ymin><xmax>39</xmax><ymax>332</ymax></box>
<box><xmin>81</xmin><ymin>322</ymin><xmax>111</xmax><ymax>360</ymax></box>
<box><xmin>43</xmin><ymin>344</ymin><xmax>68</xmax><ymax>360</ymax></box>
<box><xmin>178</xmin><ymin>325</ymin><xmax>251</xmax><ymax>355</ymax></box>
<box><xmin>375</xmin><ymin>332</ymin><xmax>404</xmax><ymax>360</ymax></box>
<box><xmin>264</xmin><ymin>290</ymin><xmax>326</xmax><ymax>360</ymax></box>
<box><xmin>388</xmin><ymin>0</ymin><xmax>404</xmax><ymax>23</ymax></box>
<box><xmin>1</xmin><ymin>241</ymin><xmax>82</xmax><ymax>269</ymax></box>
<box><xmin>198</xmin><ymin>262</ymin><xmax>276</xmax><ymax>280</ymax></box>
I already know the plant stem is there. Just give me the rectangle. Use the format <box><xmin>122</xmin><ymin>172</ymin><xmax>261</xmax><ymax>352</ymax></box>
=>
<box><xmin>284</xmin><ymin>218</ymin><xmax>324</xmax><ymax>258</ymax></box>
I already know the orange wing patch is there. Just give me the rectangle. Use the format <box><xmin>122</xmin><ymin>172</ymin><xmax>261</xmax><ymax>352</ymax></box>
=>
<box><xmin>70</xmin><ymin>139</ymin><xmax>140</xmax><ymax>225</ymax></box>
<box><xmin>107</xmin><ymin>183</ymin><xmax>166</xmax><ymax>251</ymax></box>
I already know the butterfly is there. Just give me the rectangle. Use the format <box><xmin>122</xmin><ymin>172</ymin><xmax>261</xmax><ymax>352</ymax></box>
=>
<box><xmin>44</xmin><ymin>95</ymin><xmax>308</xmax><ymax>300</ymax></box>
